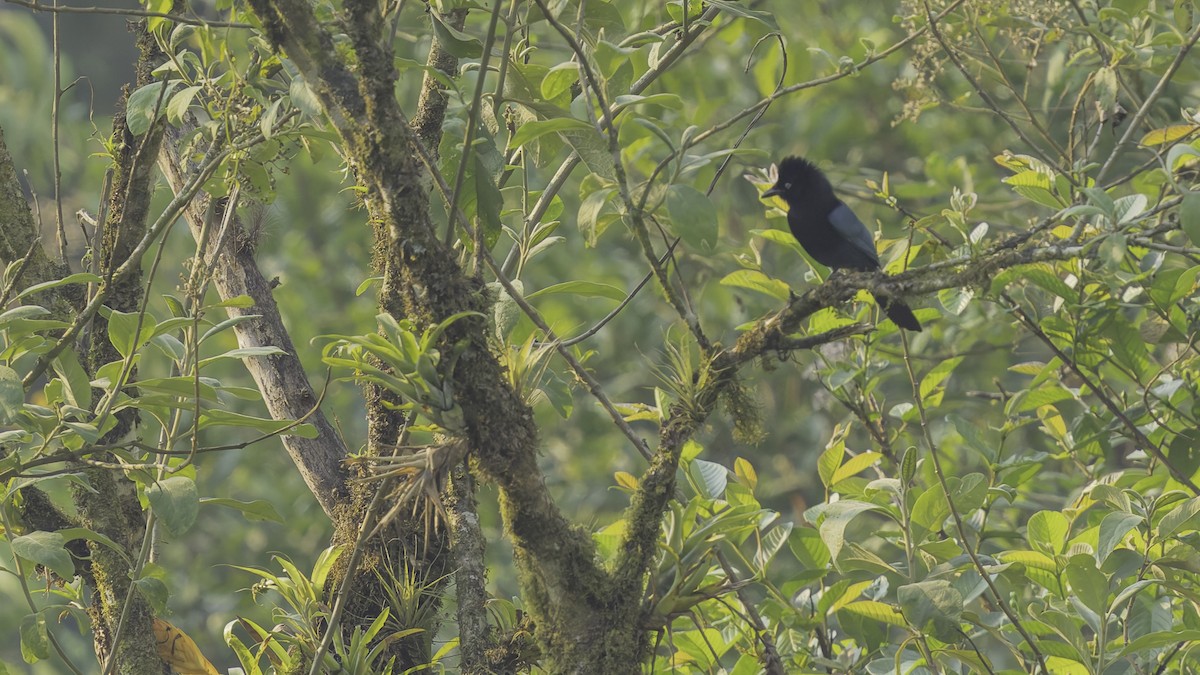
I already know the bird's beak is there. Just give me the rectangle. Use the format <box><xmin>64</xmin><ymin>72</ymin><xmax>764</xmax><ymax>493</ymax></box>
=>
<box><xmin>761</xmin><ymin>185</ymin><xmax>783</xmax><ymax>199</ymax></box>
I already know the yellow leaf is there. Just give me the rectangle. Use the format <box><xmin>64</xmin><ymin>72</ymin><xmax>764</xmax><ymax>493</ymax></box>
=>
<box><xmin>613</xmin><ymin>471</ymin><xmax>638</xmax><ymax>490</ymax></box>
<box><xmin>153</xmin><ymin>619</ymin><xmax>219</xmax><ymax>675</ymax></box>
<box><xmin>733</xmin><ymin>457</ymin><xmax>757</xmax><ymax>489</ymax></box>
<box><xmin>1139</xmin><ymin>125</ymin><xmax>1198</xmax><ymax>147</ymax></box>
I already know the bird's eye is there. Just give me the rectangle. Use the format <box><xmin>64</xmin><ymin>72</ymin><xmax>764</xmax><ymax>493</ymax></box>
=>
<box><xmin>784</xmin><ymin>182</ymin><xmax>792</xmax><ymax>189</ymax></box>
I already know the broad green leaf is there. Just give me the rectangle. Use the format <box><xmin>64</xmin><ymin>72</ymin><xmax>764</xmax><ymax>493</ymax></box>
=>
<box><xmin>197</xmin><ymin>409</ymin><xmax>319</xmax><ymax>438</ymax></box>
<box><xmin>470</xmin><ymin>152</ymin><xmax>503</xmax><ymax>249</ymax></box>
<box><xmin>146</xmin><ymin>476</ymin><xmax>199</xmax><ymax>537</ymax></box>
<box><xmin>1118</xmin><ymin>629</ymin><xmax>1200</xmax><ymax>657</ymax></box>
<box><xmin>11</xmin><ymin>531</ymin><xmax>75</xmax><ymax>579</ymax></box>
<box><xmin>540</xmin><ymin>62</ymin><xmax>578</xmax><ymax>100</ymax></box>
<box><xmin>13</xmin><ymin>272</ymin><xmax>101</xmax><ymax>301</ymax></box>
<box><xmin>1096</xmin><ymin>511</ymin><xmax>1141</xmax><ymax>563</ymax></box>
<box><xmin>937</xmin><ymin>286</ymin><xmax>974</xmax><ymax>315</ymax></box>
<box><xmin>818</xmin><ymin>500</ymin><xmax>880</xmax><ymax>563</ymax></box>
<box><xmin>719</xmin><ymin>270</ymin><xmax>790</xmax><ymax>301</ymax></box>
<box><xmin>1181</xmin><ymin>193</ymin><xmax>1200</xmax><ymax>246</ymax></box>
<box><xmin>831</xmin><ymin>451</ymin><xmax>881</xmax><ymax>486</ymax></box>
<box><xmin>817</xmin><ymin>441</ymin><xmax>844</xmax><ymax>489</ymax></box>
<box><xmin>133</xmin><ymin>576</ymin><xmax>169</xmax><ymax>613</ymax></box>
<box><xmin>910</xmin><ymin>484</ymin><xmax>950</xmax><ymax>542</ymax></box>
<box><xmin>751</xmin><ymin>228</ymin><xmax>805</xmax><ymax>258</ymax></box>
<box><xmin>690</xmin><ymin>459</ymin><xmax>727</xmax><ymax>499</ymax></box>
<box><xmin>166</xmin><ymin>84</ymin><xmax>202</xmax><ymax>125</ymax></box>
<box><xmin>126</xmin><ymin>79</ymin><xmax>181</xmax><ymax>136</ymax></box>
<box><xmin>789</xmin><ymin>526</ymin><xmax>831</xmax><ymax>571</ymax></box>
<box><xmin>919</xmin><ymin>357</ymin><xmax>964</xmax><ymax>402</ymax></box>
<box><xmin>430</xmin><ymin>11</ymin><xmax>481</xmax><ymax>57</ymax></box>
<box><xmin>1064</xmin><ymin>555</ymin><xmax>1107</xmax><ymax>615</ymax></box>
<box><xmin>897</xmin><ymin>579</ymin><xmax>964</xmax><ymax>642</ymax></box>
<box><xmin>1158</xmin><ymin>495</ymin><xmax>1200</xmax><ymax>539</ymax></box>
<box><xmin>1027</xmin><ymin>510</ymin><xmax>1070</xmax><ymax>556</ymax></box>
<box><xmin>509</xmin><ymin>117</ymin><xmax>594</xmax><ymax>149</ymax></box>
<box><xmin>838</xmin><ymin>600</ymin><xmax>907</xmax><ymax>627</ymax></box>
<box><xmin>733</xmin><ymin>457</ymin><xmax>757</xmax><ymax>489</ymax></box>
<box><xmin>103</xmin><ymin>307</ymin><xmax>157</xmax><ymax>359</ymax></box>
<box><xmin>20</xmin><ymin>613</ymin><xmax>48</xmax><ymax>663</ymax></box>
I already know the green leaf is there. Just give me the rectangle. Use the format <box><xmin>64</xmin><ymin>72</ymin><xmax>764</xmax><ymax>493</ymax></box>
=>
<box><xmin>897</xmin><ymin>579</ymin><xmax>964</xmax><ymax>642</ymax></box>
<box><xmin>719</xmin><ymin>270</ymin><xmax>791</xmax><ymax>301</ymax></box>
<box><xmin>166</xmin><ymin>84</ymin><xmax>202</xmax><ymax>125</ymax></box>
<box><xmin>509</xmin><ymin>117</ymin><xmax>594</xmax><ymax>149</ymax></box>
<box><xmin>1096</xmin><ymin>511</ymin><xmax>1141</xmax><ymax>563</ymax></box>
<box><xmin>1027</xmin><ymin>510</ymin><xmax>1070</xmax><ymax>556</ymax></box>
<box><xmin>526</xmin><ymin>280</ymin><xmax>626</xmax><ymax>302</ymax></box>
<box><xmin>666</xmin><ymin>184</ymin><xmax>719</xmax><ymax>250</ymax></box>
<box><xmin>201</xmin><ymin>497</ymin><xmax>285</xmax><ymax>523</ymax></box>
<box><xmin>817</xmin><ymin>441</ymin><xmax>844</xmax><ymax>488</ymax></box>
<box><xmin>1114</xmin><ymin>194</ymin><xmax>1148</xmax><ymax>224</ymax></box>
<box><xmin>13</xmin><ymin>272</ymin><xmax>101</xmax><ymax>301</ymax></box>
<box><xmin>133</xmin><ymin>576</ymin><xmax>170</xmax><ymax>613</ymax></box>
<box><xmin>103</xmin><ymin>307</ymin><xmax>157</xmax><ymax>359</ymax></box>
<box><xmin>831</xmin><ymin>451</ymin><xmax>881</xmax><ymax>486</ymax></box>
<box><xmin>540</xmin><ymin>62</ymin><xmax>578</xmax><ymax>100</ymax></box>
<box><xmin>197</xmin><ymin>346</ymin><xmax>287</xmax><ymax>368</ymax></box>
<box><xmin>919</xmin><ymin>356</ymin><xmax>964</xmax><ymax>403</ymax></box>
<box><xmin>11</xmin><ymin>531</ymin><xmax>75</xmax><ymax>579</ymax></box>
<box><xmin>431</xmin><ymin>11</ymin><xmax>481</xmax><ymax>57</ymax></box>
<box><xmin>146</xmin><ymin>476</ymin><xmax>199</xmax><ymax>537</ymax></box>
<box><xmin>1181</xmin><ymin>193</ymin><xmax>1200</xmax><ymax>246</ymax></box>
<box><xmin>126</xmin><ymin>79</ymin><xmax>181</xmax><ymax>136</ymax></box>
<box><xmin>789</xmin><ymin>526</ymin><xmax>831</xmax><ymax>572</ymax></box>
<box><xmin>20</xmin><ymin>613</ymin><xmax>48</xmax><ymax>664</ymax></box>
<box><xmin>690</xmin><ymin>459</ymin><xmax>728</xmax><ymax>499</ymax></box>
<box><xmin>472</xmin><ymin>152</ymin><xmax>503</xmax><ymax>249</ymax></box>
<box><xmin>818</xmin><ymin>500</ymin><xmax>880</xmax><ymax>563</ymax></box>
<box><xmin>838</xmin><ymin>600</ymin><xmax>907</xmax><ymax>627</ymax></box>
<box><xmin>1064</xmin><ymin>554</ymin><xmax>1107</xmax><ymax>616</ymax></box>
<box><xmin>910</xmin><ymin>484</ymin><xmax>950</xmax><ymax>542</ymax></box>
<box><xmin>751</xmin><ymin>228</ymin><xmax>806</xmax><ymax>258</ymax></box>
<box><xmin>197</xmin><ymin>408</ymin><xmax>318</xmax><ymax>438</ymax></box>
<box><xmin>50</xmin><ymin>350</ymin><xmax>92</xmax><ymax>410</ymax></box>
<box><xmin>578</xmin><ymin>187</ymin><xmax>616</xmax><ymax>246</ymax></box>
<box><xmin>1118</xmin><ymin>629</ymin><xmax>1200</xmax><ymax>657</ymax></box>
<box><xmin>0</xmin><ymin>365</ymin><xmax>22</xmax><ymax>424</ymax></box>
<box><xmin>1158</xmin><ymin>495</ymin><xmax>1200</xmax><ymax>539</ymax></box>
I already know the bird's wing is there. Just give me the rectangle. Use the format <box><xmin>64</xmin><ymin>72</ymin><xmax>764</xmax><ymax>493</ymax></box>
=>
<box><xmin>828</xmin><ymin>202</ymin><xmax>881</xmax><ymax>268</ymax></box>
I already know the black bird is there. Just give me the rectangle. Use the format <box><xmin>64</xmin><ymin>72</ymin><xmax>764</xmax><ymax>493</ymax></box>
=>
<box><xmin>762</xmin><ymin>156</ymin><xmax>922</xmax><ymax>331</ymax></box>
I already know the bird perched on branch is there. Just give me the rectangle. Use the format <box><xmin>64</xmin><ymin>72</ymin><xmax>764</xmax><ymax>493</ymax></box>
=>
<box><xmin>761</xmin><ymin>156</ymin><xmax>922</xmax><ymax>331</ymax></box>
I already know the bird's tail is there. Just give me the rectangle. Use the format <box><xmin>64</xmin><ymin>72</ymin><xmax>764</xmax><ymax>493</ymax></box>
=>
<box><xmin>877</xmin><ymin>296</ymin><xmax>922</xmax><ymax>331</ymax></box>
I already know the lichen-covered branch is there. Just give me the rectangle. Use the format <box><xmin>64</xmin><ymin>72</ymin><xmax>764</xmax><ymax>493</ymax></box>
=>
<box><xmin>158</xmin><ymin>122</ymin><xmax>351</xmax><ymax>518</ymax></box>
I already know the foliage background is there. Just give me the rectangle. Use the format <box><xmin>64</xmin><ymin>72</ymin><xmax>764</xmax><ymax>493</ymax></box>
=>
<box><xmin>1</xmin><ymin>0</ymin><xmax>1199</xmax><ymax>672</ymax></box>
